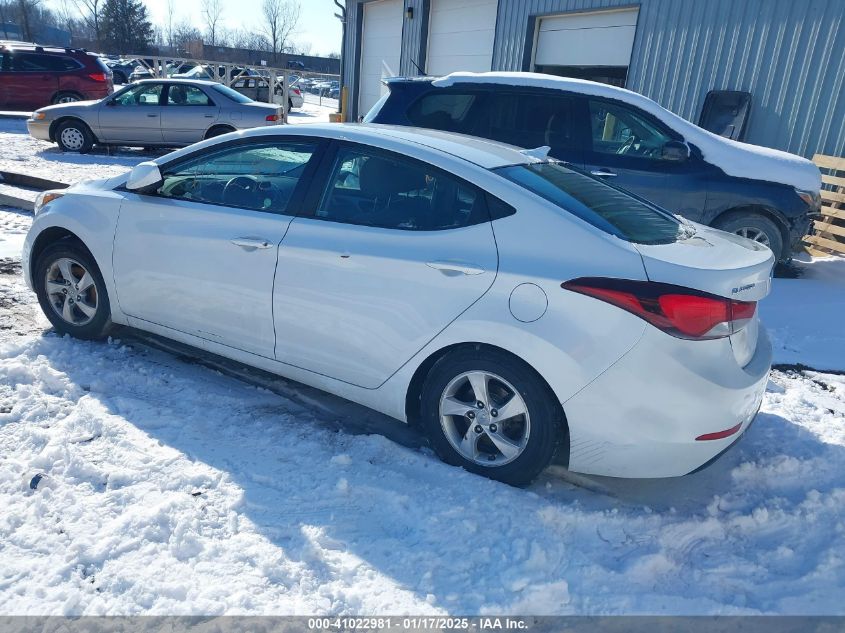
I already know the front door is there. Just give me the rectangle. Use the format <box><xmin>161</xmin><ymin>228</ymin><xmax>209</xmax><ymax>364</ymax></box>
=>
<box><xmin>98</xmin><ymin>82</ymin><xmax>164</xmax><ymax>144</ymax></box>
<box><xmin>274</xmin><ymin>143</ymin><xmax>499</xmax><ymax>389</ymax></box>
<box><xmin>113</xmin><ymin>138</ymin><xmax>321</xmax><ymax>356</ymax></box>
<box><xmin>160</xmin><ymin>83</ymin><xmax>220</xmax><ymax>144</ymax></box>
<box><xmin>584</xmin><ymin>97</ymin><xmax>707</xmax><ymax>218</ymax></box>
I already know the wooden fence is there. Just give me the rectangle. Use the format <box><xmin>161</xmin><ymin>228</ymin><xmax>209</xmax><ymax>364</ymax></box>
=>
<box><xmin>805</xmin><ymin>154</ymin><xmax>845</xmax><ymax>257</ymax></box>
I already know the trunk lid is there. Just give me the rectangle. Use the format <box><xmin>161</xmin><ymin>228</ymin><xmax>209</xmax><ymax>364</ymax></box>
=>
<box><xmin>634</xmin><ymin>223</ymin><xmax>775</xmax><ymax>367</ymax></box>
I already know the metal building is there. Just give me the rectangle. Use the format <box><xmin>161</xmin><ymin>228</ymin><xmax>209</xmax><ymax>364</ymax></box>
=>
<box><xmin>342</xmin><ymin>0</ymin><xmax>845</xmax><ymax>158</ymax></box>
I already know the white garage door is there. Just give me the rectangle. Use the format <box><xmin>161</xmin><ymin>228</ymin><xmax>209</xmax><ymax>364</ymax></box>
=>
<box><xmin>426</xmin><ymin>0</ymin><xmax>498</xmax><ymax>76</ymax></box>
<box><xmin>359</xmin><ymin>0</ymin><xmax>403</xmax><ymax>115</ymax></box>
<box><xmin>534</xmin><ymin>8</ymin><xmax>639</xmax><ymax>67</ymax></box>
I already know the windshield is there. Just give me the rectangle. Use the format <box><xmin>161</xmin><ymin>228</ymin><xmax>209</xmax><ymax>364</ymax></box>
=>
<box><xmin>211</xmin><ymin>84</ymin><xmax>253</xmax><ymax>104</ymax></box>
<box><xmin>496</xmin><ymin>162</ymin><xmax>689</xmax><ymax>244</ymax></box>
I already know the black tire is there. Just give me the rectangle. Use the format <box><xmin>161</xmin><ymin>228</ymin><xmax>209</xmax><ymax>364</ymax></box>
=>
<box><xmin>52</xmin><ymin>91</ymin><xmax>83</xmax><ymax>105</ymax></box>
<box><xmin>419</xmin><ymin>347</ymin><xmax>563</xmax><ymax>487</ymax></box>
<box><xmin>55</xmin><ymin>119</ymin><xmax>94</xmax><ymax>153</ymax></box>
<box><xmin>288</xmin><ymin>98</ymin><xmax>294</xmax><ymax>111</ymax></box>
<box><xmin>34</xmin><ymin>240</ymin><xmax>113</xmax><ymax>340</ymax></box>
<box><xmin>713</xmin><ymin>212</ymin><xmax>785</xmax><ymax>261</ymax></box>
<box><xmin>205</xmin><ymin>125</ymin><xmax>235</xmax><ymax>139</ymax></box>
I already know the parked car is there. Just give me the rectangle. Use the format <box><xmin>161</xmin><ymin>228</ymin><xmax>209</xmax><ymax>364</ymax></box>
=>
<box><xmin>26</xmin><ymin>79</ymin><xmax>283</xmax><ymax>152</ymax></box>
<box><xmin>172</xmin><ymin>64</ymin><xmax>256</xmax><ymax>82</ymax></box>
<box><xmin>104</xmin><ymin>58</ymin><xmax>137</xmax><ymax>84</ymax></box>
<box><xmin>0</xmin><ymin>43</ymin><xmax>113</xmax><ymax>110</ymax></box>
<box><xmin>23</xmin><ymin>123</ymin><xmax>773</xmax><ymax>486</ymax></box>
<box><xmin>232</xmin><ymin>76</ymin><xmax>304</xmax><ymax>110</ymax></box>
<box><xmin>128</xmin><ymin>61</ymin><xmax>198</xmax><ymax>83</ymax></box>
<box><xmin>366</xmin><ymin>72</ymin><xmax>822</xmax><ymax>262</ymax></box>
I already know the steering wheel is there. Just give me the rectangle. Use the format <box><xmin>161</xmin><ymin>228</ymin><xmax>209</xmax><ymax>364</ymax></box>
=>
<box><xmin>223</xmin><ymin>175</ymin><xmax>260</xmax><ymax>205</ymax></box>
<box><xmin>616</xmin><ymin>134</ymin><xmax>638</xmax><ymax>155</ymax></box>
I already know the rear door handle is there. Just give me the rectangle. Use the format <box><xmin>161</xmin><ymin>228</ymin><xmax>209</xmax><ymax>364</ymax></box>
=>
<box><xmin>146</xmin><ymin>113</ymin><xmax>159</xmax><ymax>118</ymax></box>
<box><xmin>231</xmin><ymin>237</ymin><xmax>272</xmax><ymax>250</ymax></box>
<box><xmin>426</xmin><ymin>261</ymin><xmax>485</xmax><ymax>276</ymax></box>
<box><xmin>590</xmin><ymin>169</ymin><xmax>617</xmax><ymax>178</ymax></box>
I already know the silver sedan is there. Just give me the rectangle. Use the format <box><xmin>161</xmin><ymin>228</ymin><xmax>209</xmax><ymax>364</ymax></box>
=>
<box><xmin>26</xmin><ymin>79</ymin><xmax>284</xmax><ymax>153</ymax></box>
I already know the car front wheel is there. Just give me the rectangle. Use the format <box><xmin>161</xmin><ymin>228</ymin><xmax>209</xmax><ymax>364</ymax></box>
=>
<box><xmin>713</xmin><ymin>212</ymin><xmax>785</xmax><ymax>260</ymax></box>
<box><xmin>34</xmin><ymin>241</ymin><xmax>113</xmax><ymax>339</ymax></box>
<box><xmin>419</xmin><ymin>348</ymin><xmax>563</xmax><ymax>486</ymax></box>
<box><xmin>55</xmin><ymin>120</ymin><xmax>94</xmax><ymax>153</ymax></box>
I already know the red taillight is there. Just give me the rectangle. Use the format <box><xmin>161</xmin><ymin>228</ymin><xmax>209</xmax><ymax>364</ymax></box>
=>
<box><xmin>87</xmin><ymin>72</ymin><xmax>107</xmax><ymax>82</ymax></box>
<box><xmin>265</xmin><ymin>114</ymin><xmax>279</xmax><ymax>121</ymax></box>
<box><xmin>293</xmin><ymin>88</ymin><xmax>301</xmax><ymax>95</ymax></box>
<box><xmin>562</xmin><ymin>278</ymin><xmax>756</xmax><ymax>340</ymax></box>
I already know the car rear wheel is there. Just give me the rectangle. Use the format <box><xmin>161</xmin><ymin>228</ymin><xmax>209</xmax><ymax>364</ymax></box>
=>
<box><xmin>52</xmin><ymin>91</ymin><xmax>83</xmax><ymax>104</ymax></box>
<box><xmin>205</xmin><ymin>125</ymin><xmax>235</xmax><ymax>139</ymax></box>
<box><xmin>56</xmin><ymin>119</ymin><xmax>94</xmax><ymax>153</ymax></box>
<box><xmin>713</xmin><ymin>212</ymin><xmax>785</xmax><ymax>260</ymax></box>
<box><xmin>419</xmin><ymin>348</ymin><xmax>562</xmax><ymax>486</ymax></box>
<box><xmin>34</xmin><ymin>241</ymin><xmax>113</xmax><ymax>340</ymax></box>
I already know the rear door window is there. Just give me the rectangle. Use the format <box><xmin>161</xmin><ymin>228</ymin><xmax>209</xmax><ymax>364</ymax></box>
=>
<box><xmin>316</xmin><ymin>146</ymin><xmax>488</xmax><ymax>231</ymax></box>
<box><xmin>497</xmin><ymin>162</ymin><xmax>685</xmax><ymax>244</ymax></box>
<box><xmin>11</xmin><ymin>53</ymin><xmax>79</xmax><ymax>72</ymax></box>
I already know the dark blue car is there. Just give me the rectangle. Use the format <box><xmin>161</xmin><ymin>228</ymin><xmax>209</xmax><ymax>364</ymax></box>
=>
<box><xmin>364</xmin><ymin>73</ymin><xmax>822</xmax><ymax>262</ymax></box>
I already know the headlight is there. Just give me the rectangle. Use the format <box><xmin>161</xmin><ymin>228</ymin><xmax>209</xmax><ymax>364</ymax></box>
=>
<box><xmin>34</xmin><ymin>191</ymin><xmax>64</xmax><ymax>215</ymax></box>
<box><xmin>795</xmin><ymin>188</ymin><xmax>821</xmax><ymax>209</ymax></box>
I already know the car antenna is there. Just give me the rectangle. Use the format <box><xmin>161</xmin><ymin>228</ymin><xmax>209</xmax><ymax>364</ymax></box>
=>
<box><xmin>519</xmin><ymin>146</ymin><xmax>551</xmax><ymax>160</ymax></box>
<box><xmin>410</xmin><ymin>58</ymin><xmax>425</xmax><ymax>75</ymax></box>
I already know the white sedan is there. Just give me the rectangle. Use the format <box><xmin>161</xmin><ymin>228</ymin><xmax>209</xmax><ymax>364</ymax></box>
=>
<box><xmin>22</xmin><ymin>124</ymin><xmax>774</xmax><ymax>486</ymax></box>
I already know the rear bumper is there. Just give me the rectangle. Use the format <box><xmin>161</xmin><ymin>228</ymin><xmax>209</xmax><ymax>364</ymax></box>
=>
<box><xmin>562</xmin><ymin>324</ymin><xmax>772</xmax><ymax>478</ymax></box>
<box><xmin>26</xmin><ymin>119</ymin><xmax>52</xmax><ymax>142</ymax></box>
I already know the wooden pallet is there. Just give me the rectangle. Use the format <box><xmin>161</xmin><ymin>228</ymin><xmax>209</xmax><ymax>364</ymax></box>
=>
<box><xmin>805</xmin><ymin>154</ymin><xmax>845</xmax><ymax>257</ymax></box>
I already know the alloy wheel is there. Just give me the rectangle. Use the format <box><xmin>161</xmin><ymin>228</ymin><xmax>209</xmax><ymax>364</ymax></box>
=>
<box><xmin>439</xmin><ymin>371</ymin><xmax>531</xmax><ymax>466</ymax></box>
<box><xmin>735</xmin><ymin>226</ymin><xmax>771</xmax><ymax>247</ymax></box>
<box><xmin>44</xmin><ymin>257</ymin><xmax>98</xmax><ymax>326</ymax></box>
<box><xmin>57</xmin><ymin>95</ymin><xmax>80</xmax><ymax>103</ymax></box>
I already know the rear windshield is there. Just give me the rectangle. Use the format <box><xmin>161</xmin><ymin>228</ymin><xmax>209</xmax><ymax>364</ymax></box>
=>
<box><xmin>496</xmin><ymin>162</ymin><xmax>687</xmax><ymax>244</ymax></box>
<box><xmin>211</xmin><ymin>84</ymin><xmax>252</xmax><ymax>103</ymax></box>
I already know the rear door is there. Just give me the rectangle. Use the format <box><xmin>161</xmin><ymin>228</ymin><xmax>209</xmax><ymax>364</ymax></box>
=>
<box><xmin>98</xmin><ymin>82</ymin><xmax>164</xmax><ymax>143</ymax></box>
<box><xmin>5</xmin><ymin>52</ymin><xmax>59</xmax><ymax>109</ymax></box>
<box><xmin>273</xmin><ymin>142</ymin><xmax>499</xmax><ymax>388</ymax></box>
<box><xmin>584</xmin><ymin>97</ymin><xmax>708</xmax><ymax>217</ymax></box>
<box><xmin>160</xmin><ymin>83</ymin><xmax>220</xmax><ymax>144</ymax></box>
<box><xmin>406</xmin><ymin>88</ymin><xmax>587</xmax><ymax>167</ymax></box>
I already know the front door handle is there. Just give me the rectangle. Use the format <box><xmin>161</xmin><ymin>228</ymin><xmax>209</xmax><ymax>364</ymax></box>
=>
<box><xmin>146</xmin><ymin>113</ymin><xmax>159</xmax><ymax>118</ymax></box>
<box><xmin>426</xmin><ymin>261</ymin><xmax>485</xmax><ymax>276</ymax></box>
<box><xmin>590</xmin><ymin>169</ymin><xmax>617</xmax><ymax>178</ymax></box>
<box><xmin>231</xmin><ymin>237</ymin><xmax>272</xmax><ymax>250</ymax></box>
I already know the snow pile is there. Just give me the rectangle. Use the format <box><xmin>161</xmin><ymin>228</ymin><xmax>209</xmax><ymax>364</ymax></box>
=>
<box><xmin>432</xmin><ymin>72</ymin><xmax>821</xmax><ymax>192</ymax></box>
<box><xmin>762</xmin><ymin>256</ymin><xmax>845</xmax><ymax>370</ymax></box>
<box><xmin>1</xmin><ymin>229</ymin><xmax>845</xmax><ymax>614</ymax></box>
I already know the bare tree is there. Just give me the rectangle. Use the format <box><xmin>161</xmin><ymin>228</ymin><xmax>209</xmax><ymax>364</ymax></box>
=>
<box><xmin>165</xmin><ymin>0</ymin><xmax>175</xmax><ymax>48</ymax></box>
<box><xmin>172</xmin><ymin>19</ymin><xmax>201</xmax><ymax>51</ymax></box>
<box><xmin>73</xmin><ymin>0</ymin><xmax>103</xmax><ymax>45</ymax></box>
<box><xmin>16</xmin><ymin>0</ymin><xmax>40</xmax><ymax>41</ymax></box>
<box><xmin>261</xmin><ymin>0</ymin><xmax>299</xmax><ymax>60</ymax></box>
<box><xmin>201</xmin><ymin>0</ymin><xmax>222</xmax><ymax>46</ymax></box>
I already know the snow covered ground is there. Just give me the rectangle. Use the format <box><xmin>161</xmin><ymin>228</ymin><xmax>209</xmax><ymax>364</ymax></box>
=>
<box><xmin>0</xmin><ymin>117</ymin><xmax>844</xmax><ymax>615</ymax></box>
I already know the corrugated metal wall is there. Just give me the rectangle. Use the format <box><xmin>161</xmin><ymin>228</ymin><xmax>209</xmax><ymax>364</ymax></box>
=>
<box><xmin>491</xmin><ymin>0</ymin><xmax>845</xmax><ymax>158</ymax></box>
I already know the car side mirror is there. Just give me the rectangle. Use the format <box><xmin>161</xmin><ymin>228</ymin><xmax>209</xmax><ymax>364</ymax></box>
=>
<box><xmin>126</xmin><ymin>161</ymin><xmax>163</xmax><ymax>192</ymax></box>
<box><xmin>662</xmin><ymin>140</ymin><xmax>690</xmax><ymax>162</ymax></box>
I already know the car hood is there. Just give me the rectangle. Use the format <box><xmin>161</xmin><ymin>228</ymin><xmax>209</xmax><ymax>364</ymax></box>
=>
<box><xmin>36</xmin><ymin>100</ymin><xmax>101</xmax><ymax>116</ymax></box>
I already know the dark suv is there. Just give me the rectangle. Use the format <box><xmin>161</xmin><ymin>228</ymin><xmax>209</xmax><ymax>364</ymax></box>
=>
<box><xmin>365</xmin><ymin>74</ymin><xmax>822</xmax><ymax>261</ymax></box>
<box><xmin>0</xmin><ymin>43</ymin><xmax>114</xmax><ymax>110</ymax></box>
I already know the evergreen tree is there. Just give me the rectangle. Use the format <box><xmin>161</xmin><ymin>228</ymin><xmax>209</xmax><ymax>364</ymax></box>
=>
<box><xmin>100</xmin><ymin>0</ymin><xmax>153</xmax><ymax>55</ymax></box>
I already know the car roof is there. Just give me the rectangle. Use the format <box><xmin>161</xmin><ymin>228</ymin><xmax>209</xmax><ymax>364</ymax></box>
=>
<box><xmin>135</xmin><ymin>78</ymin><xmax>219</xmax><ymax>86</ymax></box>
<box><xmin>158</xmin><ymin>123</ymin><xmax>538</xmax><ymax>170</ymax></box>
